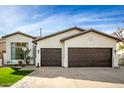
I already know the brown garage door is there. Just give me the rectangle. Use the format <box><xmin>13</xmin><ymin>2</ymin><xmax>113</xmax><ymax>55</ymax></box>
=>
<box><xmin>41</xmin><ymin>48</ymin><xmax>61</xmax><ymax>66</ymax></box>
<box><xmin>68</xmin><ymin>48</ymin><xmax>112</xmax><ymax>67</ymax></box>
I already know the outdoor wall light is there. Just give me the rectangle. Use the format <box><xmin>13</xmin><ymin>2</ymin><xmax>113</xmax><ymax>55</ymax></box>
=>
<box><xmin>38</xmin><ymin>50</ymin><xmax>39</xmax><ymax>53</ymax></box>
<box><xmin>114</xmin><ymin>50</ymin><xmax>116</xmax><ymax>54</ymax></box>
<box><xmin>37</xmin><ymin>63</ymin><xmax>39</xmax><ymax>67</ymax></box>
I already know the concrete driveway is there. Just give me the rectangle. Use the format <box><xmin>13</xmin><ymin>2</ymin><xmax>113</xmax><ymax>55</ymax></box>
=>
<box><xmin>11</xmin><ymin>67</ymin><xmax>124</xmax><ymax>88</ymax></box>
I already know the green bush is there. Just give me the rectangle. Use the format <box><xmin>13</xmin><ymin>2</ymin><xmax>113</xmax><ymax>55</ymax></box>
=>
<box><xmin>118</xmin><ymin>58</ymin><xmax>124</xmax><ymax>66</ymax></box>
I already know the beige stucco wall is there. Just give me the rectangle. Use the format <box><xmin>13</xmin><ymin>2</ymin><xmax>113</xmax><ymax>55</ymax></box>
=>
<box><xmin>4</xmin><ymin>34</ymin><xmax>34</xmax><ymax>64</ymax></box>
<box><xmin>36</xmin><ymin>29</ymin><xmax>82</xmax><ymax>66</ymax></box>
<box><xmin>63</xmin><ymin>32</ymin><xmax>118</xmax><ymax>67</ymax></box>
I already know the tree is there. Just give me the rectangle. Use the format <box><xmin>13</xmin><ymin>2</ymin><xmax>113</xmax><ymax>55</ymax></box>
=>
<box><xmin>112</xmin><ymin>24</ymin><xmax>124</xmax><ymax>52</ymax></box>
<box><xmin>112</xmin><ymin>22</ymin><xmax>124</xmax><ymax>66</ymax></box>
<box><xmin>23</xmin><ymin>48</ymin><xmax>33</xmax><ymax>65</ymax></box>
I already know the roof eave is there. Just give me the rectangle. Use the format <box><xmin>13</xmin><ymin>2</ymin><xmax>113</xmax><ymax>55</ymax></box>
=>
<box><xmin>2</xmin><ymin>32</ymin><xmax>35</xmax><ymax>39</ymax></box>
<box><xmin>60</xmin><ymin>30</ymin><xmax>121</xmax><ymax>42</ymax></box>
<box><xmin>33</xmin><ymin>26</ymin><xmax>86</xmax><ymax>42</ymax></box>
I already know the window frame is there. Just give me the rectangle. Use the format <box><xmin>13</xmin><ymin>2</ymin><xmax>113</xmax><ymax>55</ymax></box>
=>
<box><xmin>11</xmin><ymin>42</ymin><xmax>28</xmax><ymax>60</ymax></box>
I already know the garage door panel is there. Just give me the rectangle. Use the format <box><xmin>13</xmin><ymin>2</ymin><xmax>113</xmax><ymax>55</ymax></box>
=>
<box><xmin>41</xmin><ymin>48</ymin><xmax>61</xmax><ymax>66</ymax></box>
<box><xmin>68</xmin><ymin>48</ymin><xmax>112</xmax><ymax>67</ymax></box>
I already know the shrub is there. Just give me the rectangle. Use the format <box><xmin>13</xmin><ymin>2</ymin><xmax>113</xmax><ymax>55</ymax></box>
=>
<box><xmin>118</xmin><ymin>58</ymin><xmax>124</xmax><ymax>66</ymax></box>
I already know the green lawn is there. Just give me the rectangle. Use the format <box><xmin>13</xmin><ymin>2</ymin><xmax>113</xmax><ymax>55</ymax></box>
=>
<box><xmin>0</xmin><ymin>67</ymin><xmax>33</xmax><ymax>87</ymax></box>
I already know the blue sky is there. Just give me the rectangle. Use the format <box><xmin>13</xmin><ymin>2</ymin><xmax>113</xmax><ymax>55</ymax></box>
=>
<box><xmin>0</xmin><ymin>5</ymin><xmax>124</xmax><ymax>37</ymax></box>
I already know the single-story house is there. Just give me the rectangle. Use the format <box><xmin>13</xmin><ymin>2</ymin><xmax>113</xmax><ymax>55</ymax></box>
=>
<box><xmin>33</xmin><ymin>27</ymin><xmax>121</xmax><ymax>68</ymax></box>
<box><xmin>1</xmin><ymin>26</ymin><xmax>121</xmax><ymax>67</ymax></box>
<box><xmin>2</xmin><ymin>32</ymin><xmax>36</xmax><ymax>65</ymax></box>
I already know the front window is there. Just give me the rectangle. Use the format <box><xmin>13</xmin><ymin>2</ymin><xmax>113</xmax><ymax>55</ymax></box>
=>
<box><xmin>11</xmin><ymin>42</ymin><xmax>28</xmax><ymax>60</ymax></box>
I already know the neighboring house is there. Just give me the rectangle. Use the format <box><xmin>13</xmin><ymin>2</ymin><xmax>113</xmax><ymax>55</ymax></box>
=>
<box><xmin>0</xmin><ymin>38</ymin><xmax>6</xmax><ymax>66</ymax></box>
<box><xmin>0</xmin><ymin>39</ymin><xmax>6</xmax><ymax>58</ymax></box>
<box><xmin>2</xmin><ymin>32</ymin><xmax>36</xmax><ymax>65</ymax></box>
<box><xmin>33</xmin><ymin>27</ymin><xmax>121</xmax><ymax>68</ymax></box>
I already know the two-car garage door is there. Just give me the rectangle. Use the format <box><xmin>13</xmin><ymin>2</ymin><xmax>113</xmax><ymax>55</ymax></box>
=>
<box><xmin>40</xmin><ymin>48</ymin><xmax>112</xmax><ymax>67</ymax></box>
<box><xmin>68</xmin><ymin>48</ymin><xmax>112</xmax><ymax>67</ymax></box>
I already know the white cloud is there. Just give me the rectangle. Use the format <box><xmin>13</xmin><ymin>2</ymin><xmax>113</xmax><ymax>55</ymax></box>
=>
<box><xmin>13</xmin><ymin>11</ymin><xmax>121</xmax><ymax>36</ymax></box>
<box><xmin>80</xmin><ymin>24</ymin><xmax>115</xmax><ymax>28</ymax></box>
<box><xmin>0</xmin><ymin>6</ymin><xmax>123</xmax><ymax>36</ymax></box>
<box><xmin>32</xmin><ymin>14</ymin><xmax>44</xmax><ymax>19</ymax></box>
<box><xmin>13</xmin><ymin>14</ymin><xmax>66</xmax><ymax>33</ymax></box>
<box><xmin>73</xmin><ymin>10</ymin><xmax>124</xmax><ymax>22</ymax></box>
<box><xmin>75</xmin><ymin>17</ymin><xmax>122</xmax><ymax>22</ymax></box>
<box><xmin>0</xmin><ymin>6</ymin><xmax>28</xmax><ymax>35</ymax></box>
